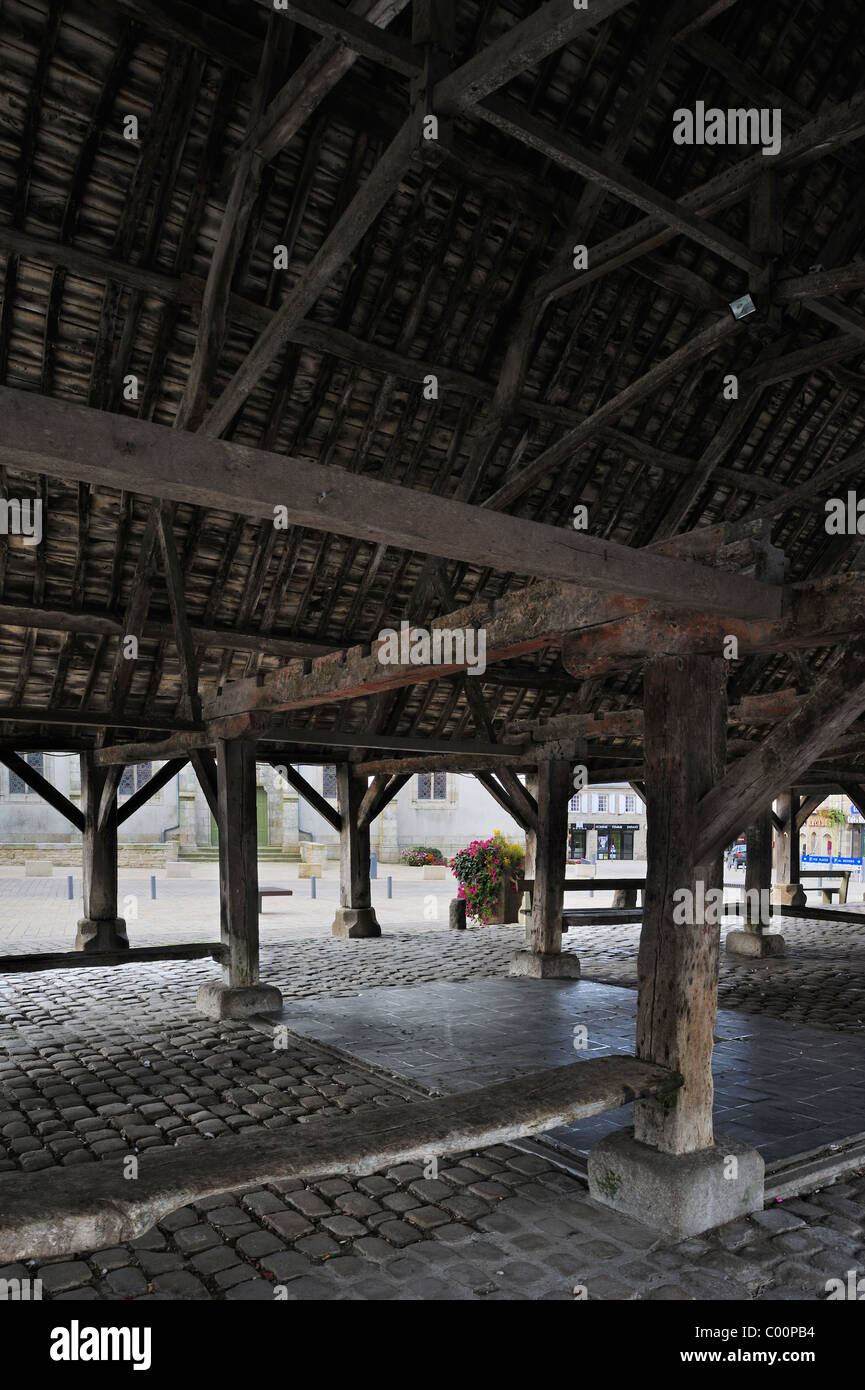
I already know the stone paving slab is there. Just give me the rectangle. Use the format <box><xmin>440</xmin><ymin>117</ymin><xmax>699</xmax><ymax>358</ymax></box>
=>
<box><xmin>266</xmin><ymin>978</ymin><xmax>865</xmax><ymax>1164</ymax></box>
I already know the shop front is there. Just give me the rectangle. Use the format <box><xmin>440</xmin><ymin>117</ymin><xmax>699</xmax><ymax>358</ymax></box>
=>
<box><xmin>595</xmin><ymin>823</ymin><xmax>640</xmax><ymax>861</ymax></box>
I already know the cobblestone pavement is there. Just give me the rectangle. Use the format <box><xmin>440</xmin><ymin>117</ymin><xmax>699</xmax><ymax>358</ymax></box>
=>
<box><xmin>1</xmin><ymin>917</ymin><xmax>864</xmax><ymax>1300</ymax></box>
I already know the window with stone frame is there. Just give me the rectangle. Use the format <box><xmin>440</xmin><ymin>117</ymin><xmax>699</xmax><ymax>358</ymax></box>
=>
<box><xmin>417</xmin><ymin>772</ymin><xmax>447</xmax><ymax>800</ymax></box>
<box><xmin>7</xmin><ymin>751</ymin><xmax>44</xmax><ymax>795</ymax></box>
<box><xmin>322</xmin><ymin>764</ymin><xmax>338</xmax><ymax>800</ymax></box>
<box><xmin>119</xmin><ymin>763</ymin><xmax>153</xmax><ymax>796</ymax></box>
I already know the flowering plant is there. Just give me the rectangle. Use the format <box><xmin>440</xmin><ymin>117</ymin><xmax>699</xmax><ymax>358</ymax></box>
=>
<box><xmin>401</xmin><ymin>845</ymin><xmax>446</xmax><ymax>866</ymax></box>
<box><xmin>449</xmin><ymin>831</ymin><xmax>525</xmax><ymax>924</ymax></box>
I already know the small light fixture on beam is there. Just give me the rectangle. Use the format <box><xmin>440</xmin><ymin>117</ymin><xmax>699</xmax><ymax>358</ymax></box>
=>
<box><xmin>729</xmin><ymin>293</ymin><xmax>756</xmax><ymax>320</ymax></box>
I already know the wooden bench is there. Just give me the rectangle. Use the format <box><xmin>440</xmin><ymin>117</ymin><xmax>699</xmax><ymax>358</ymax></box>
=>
<box><xmin>799</xmin><ymin>869</ymin><xmax>852</xmax><ymax>904</ymax></box>
<box><xmin>0</xmin><ymin>1056</ymin><xmax>681</xmax><ymax>1263</ymax></box>
<box><xmin>0</xmin><ymin>944</ymin><xmax>226</xmax><ymax>974</ymax></box>
<box><xmin>521</xmin><ymin>877</ymin><xmax>645</xmax><ymax>930</ymax></box>
<box><xmin>258</xmin><ymin>886</ymin><xmax>294</xmax><ymax>913</ymax></box>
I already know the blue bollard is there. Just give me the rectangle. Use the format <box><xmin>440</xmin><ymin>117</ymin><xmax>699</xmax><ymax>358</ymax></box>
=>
<box><xmin>370</xmin><ymin>851</ymin><xmax>378</xmax><ymax>879</ymax></box>
<box><xmin>387</xmin><ymin>875</ymin><xmax>392</xmax><ymax>899</ymax></box>
<box><xmin>150</xmin><ymin>874</ymin><xmax>156</xmax><ymax>900</ymax></box>
<box><xmin>67</xmin><ymin>874</ymin><xmax>74</xmax><ymax>901</ymax></box>
<box><xmin>311</xmin><ymin>876</ymin><xmax>316</xmax><ymax>899</ymax></box>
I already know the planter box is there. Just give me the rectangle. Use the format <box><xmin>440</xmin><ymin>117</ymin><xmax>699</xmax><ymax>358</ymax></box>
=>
<box><xmin>422</xmin><ymin>864</ymin><xmax>447</xmax><ymax>879</ymax></box>
<box><xmin>300</xmin><ymin>843</ymin><xmax>326</xmax><ymax>864</ymax></box>
<box><xmin>483</xmin><ymin>879</ymin><xmax>523</xmax><ymax>925</ymax></box>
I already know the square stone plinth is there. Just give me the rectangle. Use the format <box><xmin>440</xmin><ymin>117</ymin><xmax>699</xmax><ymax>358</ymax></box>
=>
<box><xmin>196</xmin><ymin>981</ymin><xmax>283</xmax><ymax>1020</ymax></box>
<box><xmin>726</xmin><ymin>929</ymin><xmax>785</xmax><ymax>958</ymax></box>
<box><xmin>588</xmin><ymin>1127</ymin><xmax>764</xmax><ymax>1239</ymax></box>
<box><xmin>507</xmin><ymin>950</ymin><xmax>581</xmax><ymax>979</ymax></box>
<box><xmin>331</xmin><ymin>907</ymin><xmax>381</xmax><ymax>938</ymax></box>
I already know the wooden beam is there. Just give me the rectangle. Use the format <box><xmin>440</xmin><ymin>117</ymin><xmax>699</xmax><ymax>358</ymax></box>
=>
<box><xmin>94</xmin><ymin>732</ymin><xmax>212</xmax><ymax>766</ymax></box>
<box><xmin>560</xmin><ymin>574</ymin><xmax>865</xmax><ymax>676</ymax></box>
<box><xmin>96</xmin><ymin>766</ymin><xmax>125</xmax><ymax>837</ymax></box>
<box><xmin>356</xmin><ymin>772</ymin><xmax>409</xmax><ymax>830</ymax></box>
<box><xmin>254</xmin><ymin>0</ymin><xmax>421</xmax><ymax>76</ymax></box>
<box><xmin>0</xmin><ymin>596</ymin><xmax>337</xmax><ymax>661</ymax></box>
<box><xmin>116</xmin><ymin>758</ymin><xmax>189</xmax><ymax>826</ymax></box>
<box><xmin>794</xmin><ymin>791</ymin><xmax>826</xmax><ymax>831</ymax></box>
<box><xmin>200</xmin><ymin>120</ymin><xmax>416</xmax><ymax>438</ymax></box>
<box><xmin>0</xmin><ymin>388</ymin><xmax>781</xmax><ymax>618</ymax></box>
<box><xmin>0</xmin><ymin>706</ymin><xmax>201</xmax><ymax>733</ymax></box>
<box><xmin>473</xmin><ymin>771</ymin><xmax>537</xmax><ymax>834</ymax></box>
<box><xmin>0</xmin><ymin>752</ymin><xmax>84</xmax><ymax>831</ymax></box>
<box><xmin>268</xmin><ymin>761</ymin><xmax>342</xmax><ymax>833</ymax></box>
<box><xmin>333</xmin><ymin>765</ymin><xmax>380</xmax><ymax>937</ymax></box>
<box><xmin>482</xmin><ymin>317</ymin><xmax>742</xmax><ymax>510</ymax></box>
<box><xmin>190</xmin><ymin>748</ymin><xmax>218</xmax><ymax>820</ymax></box>
<box><xmin>0</xmin><ymin>943</ymin><xmax>226</xmax><ymax>974</ymax></box>
<box><xmin>697</xmin><ymin>645</ymin><xmax>865</xmax><ymax>863</ymax></box>
<box><xmin>435</xmin><ymin>0</ymin><xmax>633</xmax><ymax>110</ymax></box>
<box><xmin>156</xmin><ymin>503</ymin><xmax>201</xmax><ymax>720</ymax></box>
<box><xmin>474</xmin><ymin>96</ymin><xmax>761</xmax><ymax>275</ymax></box>
<box><xmin>528</xmin><ymin>759</ymin><xmax>571</xmax><ymax>957</ymax></box>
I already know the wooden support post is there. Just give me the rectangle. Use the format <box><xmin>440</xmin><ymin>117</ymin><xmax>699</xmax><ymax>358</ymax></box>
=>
<box><xmin>76</xmin><ymin>753</ymin><xmax>128</xmax><ymax>953</ymax></box>
<box><xmin>634</xmin><ymin>656</ymin><xmax>726</xmax><ymax>1155</ymax></box>
<box><xmin>727</xmin><ymin>807</ymin><xmax>784</xmax><ymax>957</ymax></box>
<box><xmin>332</xmin><ymin>765</ymin><xmax>381</xmax><ymax>938</ymax></box>
<box><xmin>771</xmin><ymin>789</ymin><xmax>805</xmax><ymax>907</ymax></box>
<box><xmin>197</xmin><ymin>739</ymin><xmax>283</xmax><ymax>1019</ymax></box>
<box><xmin>509</xmin><ymin>760</ymin><xmax>578</xmax><ymax>978</ymax></box>
<box><xmin>590</xmin><ymin>660</ymin><xmax>765</xmax><ymax>1230</ymax></box>
<box><xmin>521</xmin><ymin>770</ymin><xmax>538</xmax><ymax>936</ymax></box>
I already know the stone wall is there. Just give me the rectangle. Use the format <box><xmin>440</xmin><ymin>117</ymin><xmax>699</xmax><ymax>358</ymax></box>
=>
<box><xmin>0</xmin><ymin>843</ymin><xmax>176</xmax><ymax>867</ymax></box>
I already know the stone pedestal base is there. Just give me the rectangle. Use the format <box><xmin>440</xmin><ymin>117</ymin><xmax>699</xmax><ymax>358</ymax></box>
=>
<box><xmin>196</xmin><ymin>981</ymin><xmax>283</xmax><ymax>1020</ymax></box>
<box><xmin>587</xmin><ymin>1128</ymin><xmax>764</xmax><ymax>1239</ymax></box>
<box><xmin>75</xmin><ymin>917</ymin><xmax>129</xmax><ymax>952</ymax></box>
<box><xmin>507</xmin><ymin>950</ymin><xmax>581</xmax><ymax>979</ymax></box>
<box><xmin>331</xmin><ymin>907</ymin><xmax>381</xmax><ymax>938</ymax></box>
<box><xmin>449</xmin><ymin>899</ymin><xmax>467</xmax><ymax>931</ymax></box>
<box><xmin>726</xmin><ymin>928</ymin><xmax>785</xmax><ymax>958</ymax></box>
<box><xmin>771</xmin><ymin>883</ymin><xmax>806</xmax><ymax>908</ymax></box>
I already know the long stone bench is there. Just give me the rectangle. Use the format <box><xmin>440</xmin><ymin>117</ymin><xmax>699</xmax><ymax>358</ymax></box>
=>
<box><xmin>0</xmin><ymin>1056</ymin><xmax>681</xmax><ymax>1262</ymax></box>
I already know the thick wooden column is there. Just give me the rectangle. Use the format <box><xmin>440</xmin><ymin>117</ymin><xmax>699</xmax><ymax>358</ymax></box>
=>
<box><xmin>744</xmin><ymin>809</ymin><xmax>773</xmax><ymax>926</ymax></box>
<box><xmin>521</xmin><ymin>770</ymin><xmax>538</xmax><ymax>938</ymax></box>
<box><xmin>332</xmin><ymin>765</ymin><xmax>380</xmax><ymax>938</ymax></box>
<box><xmin>509</xmin><ymin>759</ymin><xmax>578</xmax><ymax>977</ymax></box>
<box><xmin>634</xmin><ymin>656</ymin><xmax>726</xmax><ymax>1155</ymax></box>
<box><xmin>771</xmin><ymin>788</ymin><xmax>805</xmax><ymax>906</ymax></box>
<box><xmin>198</xmin><ymin>740</ymin><xmax>282</xmax><ymax>1019</ymax></box>
<box><xmin>217</xmin><ymin>739</ymin><xmax>259</xmax><ymax>986</ymax></box>
<box><xmin>76</xmin><ymin>753</ymin><xmax>128</xmax><ymax>952</ymax></box>
<box><xmin>728</xmin><ymin>804</ymin><xmax>785</xmax><ymax>956</ymax></box>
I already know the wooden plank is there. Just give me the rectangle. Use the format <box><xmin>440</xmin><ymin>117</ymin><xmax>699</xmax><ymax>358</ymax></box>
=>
<box><xmin>334</xmin><ymin>765</ymin><xmax>379</xmax><ymax>935</ymax></box>
<box><xmin>116</xmin><ymin>758</ymin><xmax>189</xmax><ymax>826</ymax></box>
<box><xmin>635</xmin><ymin>656</ymin><xmax>726</xmax><ymax>1155</ymax></box>
<box><xmin>0</xmin><ymin>753</ymin><xmax>85</xmax><ymax>831</ymax></box>
<box><xmin>0</xmin><ymin>943</ymin><xmax>226</xmax><ymax>974</ymax></box>
<box><xmin>268</xmin><ymin>762</ymin><xmax>342</xmax><ymax>833</ymax></box>
<box><xmin>0</xmin><ymin>1056</ymin><xmax>681</xmax><ymax>1262</ymax></box>
<box><xmin>0</xmin><ymin>389</ymin><xmax>779</xmax><ymax>618</ymax></box>
<box><xmin>96</xmin><ymin>765</ymin><xmax>124</xmax><ymax>836</ymax></box>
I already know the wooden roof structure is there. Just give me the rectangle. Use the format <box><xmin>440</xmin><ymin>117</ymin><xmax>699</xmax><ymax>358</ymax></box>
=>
<box><xmin>1</xmin><ymin>0</ymin><xmax>865</xmax><ymax>807</ymax></box>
